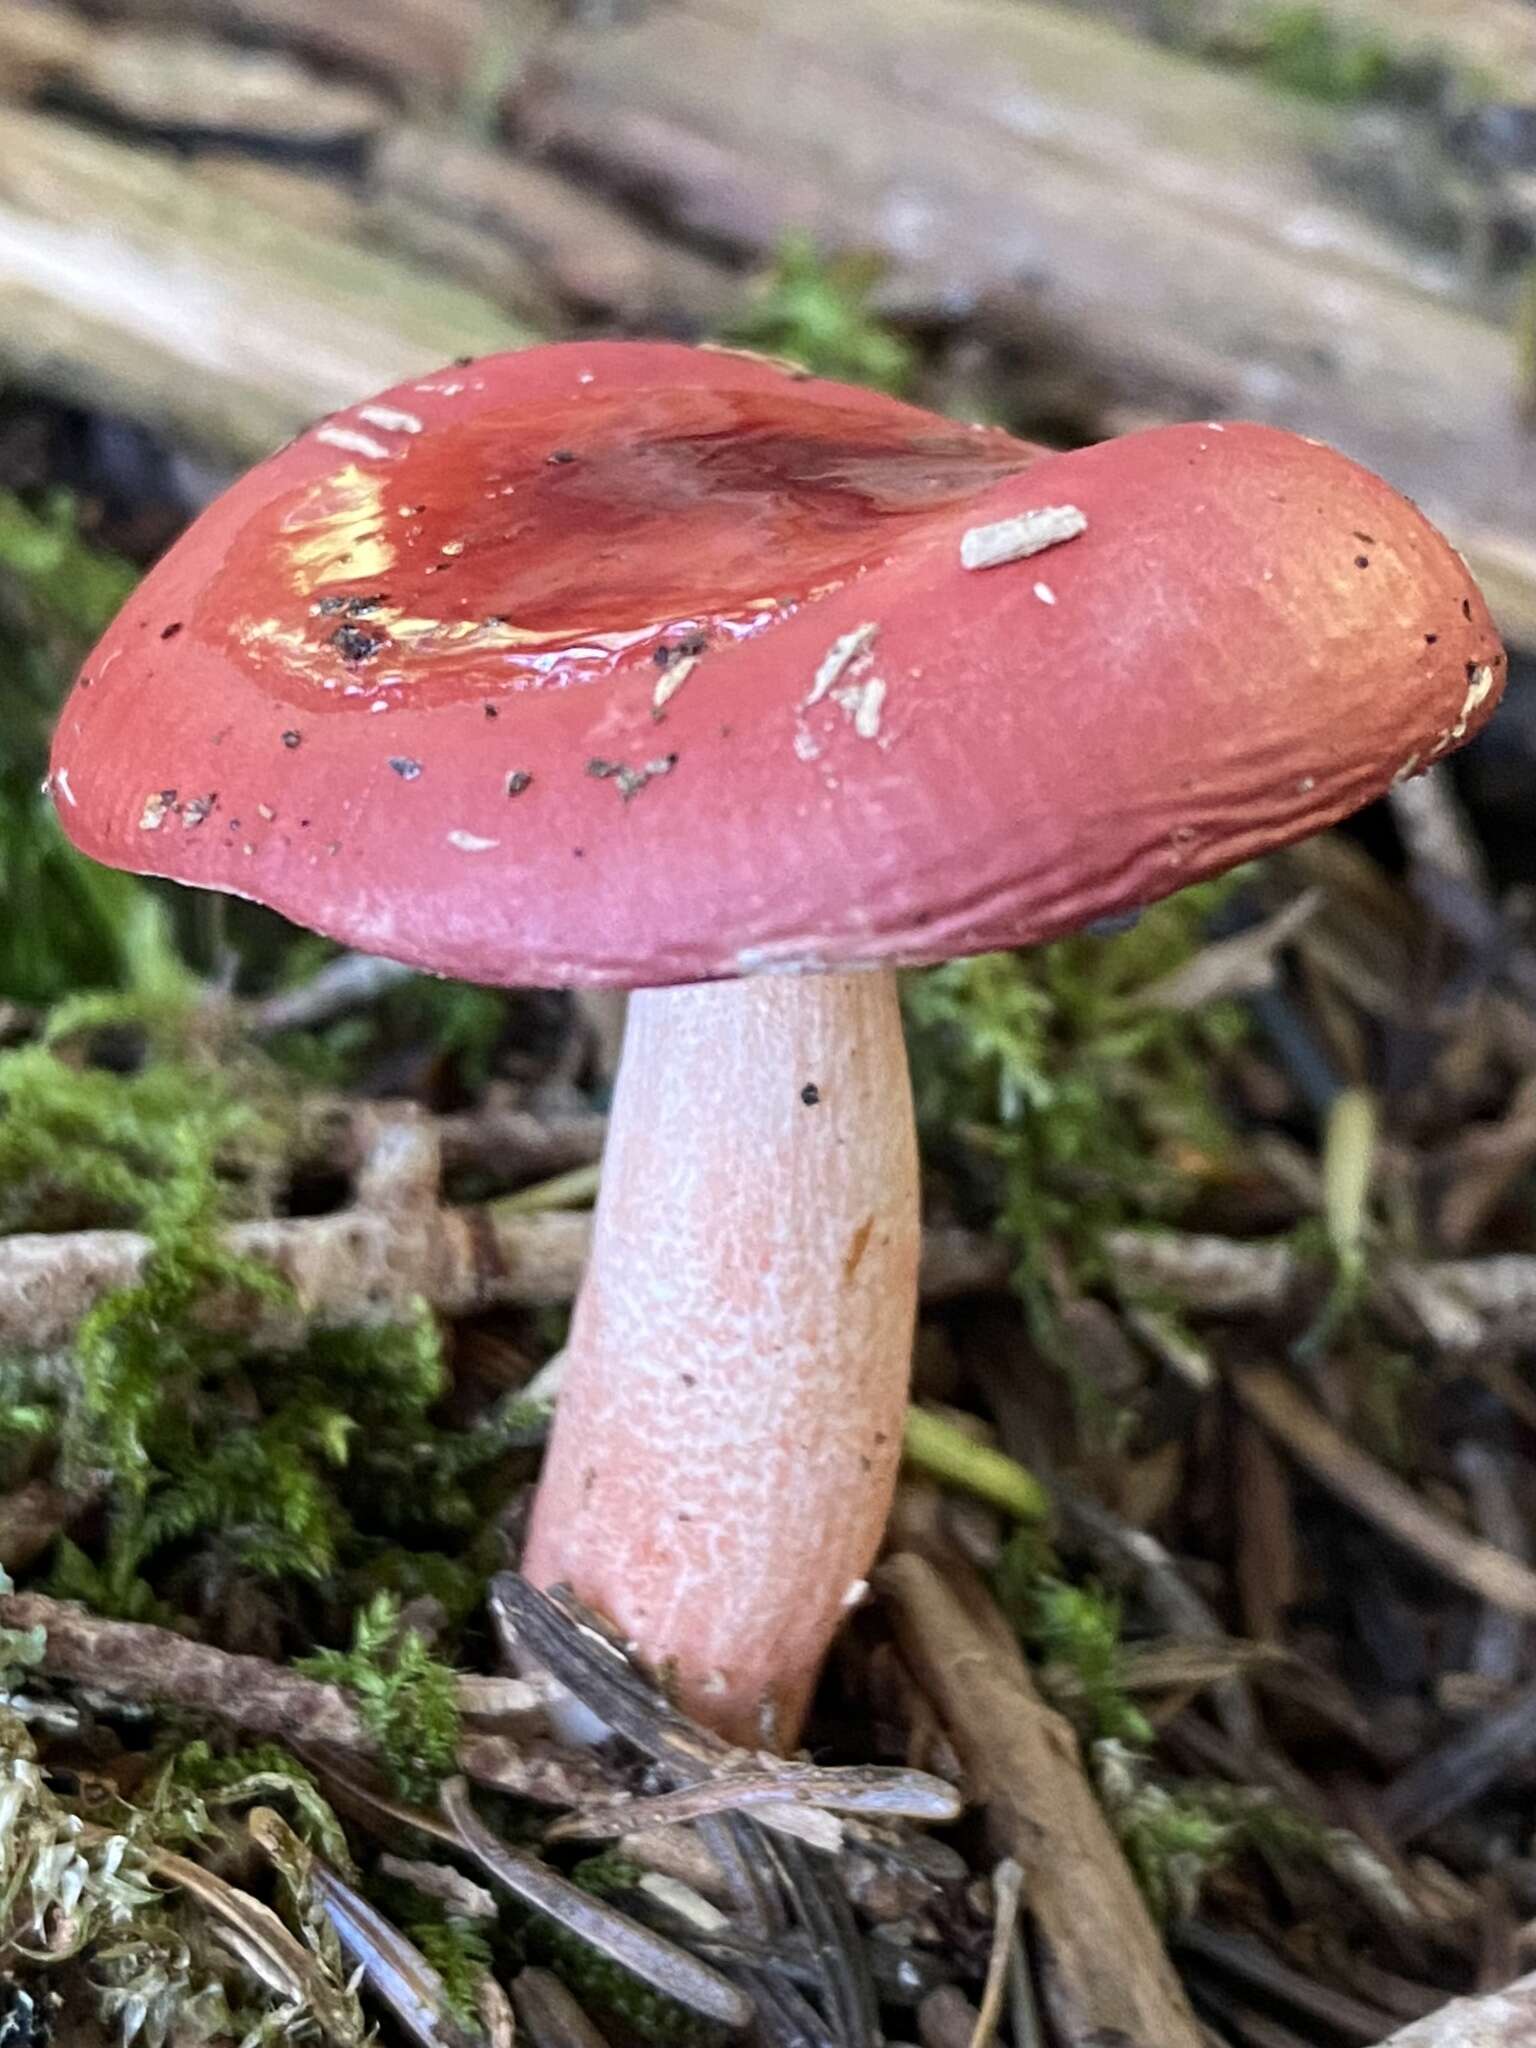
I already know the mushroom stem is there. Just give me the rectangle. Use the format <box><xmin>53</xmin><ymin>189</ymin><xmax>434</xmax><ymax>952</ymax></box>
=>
<box><xmin>521</xmin><ymin>969</ymin><xmax>920</xmax><ymax>1749</ymax></box>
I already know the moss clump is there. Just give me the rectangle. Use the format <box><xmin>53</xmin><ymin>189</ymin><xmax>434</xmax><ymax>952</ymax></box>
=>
<box><xmin>904</xmin><ymin>879</ymin><xmax>1245</xmax><ymax>1361</ymax></box>
<box><xmin>1252</xmin><ymin>4</ymin><xmax>1406</xmax><ymax>101</ymax></box>
<box><xmin>723</xmin><ymin>232</ymin><xmax>916</xmax><ymax>395</ymax></box>
<box><xmin>160</xmin><ymin>1740</ymin><xmax>355</xmax><ymax>1872</ymax></box>
<box><xmin>298</xmin><ymin>1592</ymin><xmax>461</xmax><ymax>1803</ymax></box>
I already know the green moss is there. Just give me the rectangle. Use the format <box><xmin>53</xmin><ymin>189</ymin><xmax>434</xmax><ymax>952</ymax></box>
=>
<box><xmin>0</xmin><ymin>492</ymin><xmax>176</xmax><ymax>1009</ymax></box>
<box><xmin>1094</xmin><ymin>1741</ymin><xmax>1238</xmax><ymax>1923</ymax></box>
<box><xmin>722</xmin><ymin>233</ymin><xmax>916</xmax><ymax>395</ymax></box>
<box><xmin>904</xmin><ymin>879</ymin><xmax>1245</xmax><ymax>1384</ymax></box>
<box><xmin>298</xmin><ymin>1592</ymin><xmax>461</xmax><ymax>1803</ymax></box>
<box><xmin>1253</xmin><ymin>5</ymin><xmax>1394</xmax><ymax>99</ymax></box>
<box><xmin>525</xmin><ymin>1856</ymin><xmax>714</xmax><ymax>2048</ymax></box>
<box><xmin>409</xmin><ymin>1915</ymin><xmax>496</xmax><ymax>2031</ymax></box>
<box><xmin>995</xmin><ymin>1532</ymin><xmax>1153</xmax><ymax>1746</ymax></box>
<box><xmin>162</xmin><ymin>1740</ymin><xmax>351</xmax><ymax>1867</ymax></box>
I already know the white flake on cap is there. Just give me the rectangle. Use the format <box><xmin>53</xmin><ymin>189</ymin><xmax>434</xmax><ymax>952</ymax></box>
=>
<box><xmin>447</xmin><ymin>830</ymin><xmax>499</xmax><ymax>852</ymax></box>
<box><xmin>832</xmin><ymin>675</ymin><xmax>887</xmax><ymax>740</ymax></box>
<box><xmin>805</xmin><ymin>623</ymin><xmax>878</xmax><ymax>708</ymax></box>
<box><xmin>315</xmin><ymin>424</ymin><xmax>391</xmax><ymax>461</ymax></box>
<box><xmin>652</xmin><ymin>652</ymin><xmax>699</xmax><ymax>714</ymax></box>
<box><xmin>357</xmin><ymin>404</ymin><xmax>423</xmax><ymax>435</ymax></box>
<box><xmin>960</xmin><ymin>505</ymin><xmax>1087</xmax><ymax>571</ymax></box>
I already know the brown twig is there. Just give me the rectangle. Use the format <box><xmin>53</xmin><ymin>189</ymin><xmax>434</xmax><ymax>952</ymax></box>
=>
<box><xmin>0</xmin><ymin>1205</ymin><xmax>1002</xmax><ymax>1353</ymax></box>
<box><xmin>0</xmin><ymin>1590</ymin><xmax>582</xmax><ymax>1802</ymax></box>
<box><xmin>546</xmin><ymin>1761</ymin><xmax>961</xmax><ymax>1843</ymax></box>
<box><xmin>876</xmin><ymin>1550</ymin><xmax>1204</xmax><ymax>2048</ymax></box>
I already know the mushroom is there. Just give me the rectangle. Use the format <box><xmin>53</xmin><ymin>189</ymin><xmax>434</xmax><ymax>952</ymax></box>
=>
<box><xmin>50</xmin><ymin>342</ymin><xmax>1506</xmax><ymax>1748</ymax></box>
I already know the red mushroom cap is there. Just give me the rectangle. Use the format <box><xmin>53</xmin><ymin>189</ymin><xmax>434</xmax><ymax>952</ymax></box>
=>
<box><xmin>51</xmin><ymin>341</ymin><xmax>1505</xmax><ymax>987</ymax></box>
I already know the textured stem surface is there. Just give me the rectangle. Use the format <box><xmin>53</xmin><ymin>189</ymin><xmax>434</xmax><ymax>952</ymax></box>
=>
<box><xmin>522</xmin><ymin>971</ymin><xmax>919</xmax><ymax>1748</ymax></box>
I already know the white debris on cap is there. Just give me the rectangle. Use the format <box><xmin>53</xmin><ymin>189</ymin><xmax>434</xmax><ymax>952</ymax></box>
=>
<box><xmin>1033</xmin><ymin>582</ymin><xmax>1057</xmax><ymax>606</ymax></box>
<box><xmin>652</xmin><ymin>652</ymin><xmax>698</xmax><ymax>715</ymax></box>
<box><xmin>446</xmin><ymin>829</ymin><xmax>499</xmax><ymax>852</ymax></box>
<box><xmin>315</xmin><ymin>424</ymin><xmax>391</xmax><ymax>461</ymax></box>
<box><xmin>357</xmin><ymin>404</ymin><xmax>423</xmax><ymax>435</ymax></box>
<box><xmin>960</xmin><ymin>504</ymin><xmax>1087</xmax><ymax>571</ymax></box>
<box><xmin>832</xmin><ymin>675</ymin><xmax>887</xmax><ymax>740</ymax></box>
<box><xmin>1449</xmin><ymin>663</ymin><xmax>1497</xmax><ymax>747</ymax></box>
<box><xmin>805</xmin><ymin>622</ymin><xmax>878</xmax><ymax>708</ymax></box>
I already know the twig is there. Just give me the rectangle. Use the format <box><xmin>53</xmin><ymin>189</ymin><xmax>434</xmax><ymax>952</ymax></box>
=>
<box><xmin>1104</xmin><ymin>1229</ymin><xmax>1298</xmax><ymax>1315</ymax></box>
<box><xmin>0</xmin><ymin>1206</ymin><xmax>1001</xmax><ymax>1352</ymax></box>
<box><xmin>439</xmin><ymin>1777</ymin><xmax>752</xmax><ymax>2031</ymax></box>
<box><xmin>969</xmin><ymin>1859</ymin><xmax>1023</xmax><ymax>2048</ymax></box>
<box><xmin>1174</xmin><ymin>1923</ymin><xmax>1396</xmax><ymax>2044</ymax></box>
<box><xmin>1232</xmin><ymin>1370</ymin><xmax>1536</xmax><ymax>1617</ymax></box>
<box><xmin>547</xmin><ymin>1762</ymin><xmax>960</xmax><ymax>1842</ymax></box>
<box><xmin>511</xmin><ymin>1970</ymin><xmax>611</xmax><ymax>2048</ymax></box>
<box><xmin>876</xmin><ymin>1550</ymin><xmax>1204</xmax><ymax>2048</ymax></box>
<box><xmin>249</xmin><ymin>1809</ymin><xmax>478</xmax><ymax>2048</ymax></box>
<box><xmin>0</xmin><ymin>1590</ymin><xmax>581</xmax><ymax>1801</ymax></box>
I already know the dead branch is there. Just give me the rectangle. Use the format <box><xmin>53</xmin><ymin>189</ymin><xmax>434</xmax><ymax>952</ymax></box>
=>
<box><xmin>0</xmin><ymin>1199</ymin><xmax>1002</xmax><ymax>1352</ymax></box>
<box><xmin>877</xmin><ymin>1549</ymin><xmax>1204</xmax><ymax>2048</ymax></box>
<box><xmin>0</xmin><ymin>106</ymin><xmax>521</xmax><ymax>465</ymax></box>
<box><xmin>0</xmin><ymin>1589</ymin><xmax>577</xmax><ymax>1802</ymax></box>
<box><xmin>373</xmin><ymin>127</ymin><xmax>735</xmax><ymax>331</ymax></box>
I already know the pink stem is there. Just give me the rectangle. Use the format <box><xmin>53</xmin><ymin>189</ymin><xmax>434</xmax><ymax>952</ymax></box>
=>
<box><xmin>522</xmin><ymin>970</ymin><xmax>920</xmax><ymax>1749</ymax></box>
